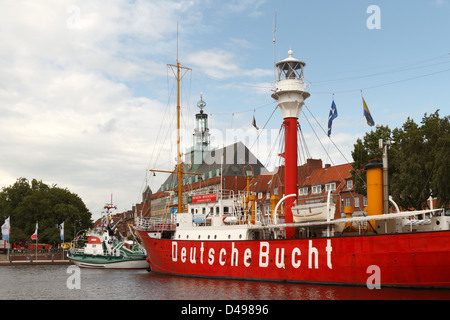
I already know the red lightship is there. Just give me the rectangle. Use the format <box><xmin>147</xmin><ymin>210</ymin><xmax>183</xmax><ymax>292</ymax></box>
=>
<box><xmin>136</xmin><ymin>50</ymin><xmax>450</xmax><ymax>288</ymax></box>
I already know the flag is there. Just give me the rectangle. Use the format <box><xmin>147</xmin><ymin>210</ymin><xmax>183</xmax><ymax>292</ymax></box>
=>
<box><xmin>58</xmin><ymin>222</ymin><xmax>64</xmax><ymax>241</ymax></box>
<box><xmin>252</xmin><ymin>112</ymin><xmax>259</xmax><ymax>130</ymax></box>
<box><xmin>362</xmin><ymin>97</ymin><xmax>375</xmax><ymax>127</ymax></box>
<box><xmin>327</xmin><ymin>100</ymin><xmax>338</xmax><ymax>137</ymax></box>
<box><xmin>1</xmin><ymin>217</ymin><xmax>10</xmax><ymax>241</ymax></box>
<box><xmin>31</xmin><ymin>221</ymin><xmax>38</xmax><ymax>240</ymax></box>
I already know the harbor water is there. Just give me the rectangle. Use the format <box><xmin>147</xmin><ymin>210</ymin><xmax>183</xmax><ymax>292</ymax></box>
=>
<box><xmin>1</xmin><ymin>264</ymin><xmax>450</xmax><ymax>301</ymax></box>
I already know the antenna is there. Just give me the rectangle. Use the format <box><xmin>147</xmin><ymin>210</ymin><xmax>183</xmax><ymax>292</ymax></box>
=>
<box><xmin>176</xmin><ymin>22</ymin><xmax>179</xmax><ymax>63</ymax></box>
<box><xmin>272</xmin><ymin>10</ymin><xmax>277</xmax><ymax>84</ymax></box>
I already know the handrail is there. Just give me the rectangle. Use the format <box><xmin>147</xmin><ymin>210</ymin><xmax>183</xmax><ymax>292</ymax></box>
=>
<box><xmin>272</xmin><ymin>194</ymin><xmax>297</xmax><ymax>225</ymax></box>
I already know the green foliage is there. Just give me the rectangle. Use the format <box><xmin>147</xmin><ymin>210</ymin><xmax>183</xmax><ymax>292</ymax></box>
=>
<box><xmin>351</xmin><ymin>110</ymin><xmax>449</xmax><ymax>210</ymax></box>
<box><xmin>0</xmin><ymin>178</ymin><xmax>93</xmax><ymax>244</ymax></box>
<box><xmin>350</xmin><ymin>125</ymin><xmax>391</xmax><ymax>196</ymax></box>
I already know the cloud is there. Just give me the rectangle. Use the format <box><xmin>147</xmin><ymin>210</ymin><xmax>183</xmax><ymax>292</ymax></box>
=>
<box><xmin>185</xmin><ymin>48</ymin><xmax>272</xmax><ymax>80</ymax></box>
<box><xmin>223</xmin><ymin>0</ymin><xmax>268</xmax><ymax>16</ymax></box>
<box><xmin>0</xmin><ymin>0</ymin><xmax>201</xmax><ymax>218</ymax></box>
<box><xmin>0</xmin><ymin>0</ymin><xmax>274</xmax><ymax>219</ymax></box>
<box><xmin>432</xmin><ymin>0</ymin><xmax>447</xmax><ymax>6</ymax></box>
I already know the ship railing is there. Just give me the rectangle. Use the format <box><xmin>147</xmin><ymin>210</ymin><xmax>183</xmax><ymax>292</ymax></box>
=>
<box><xmin>186</xmin><ymin>188</ymin><xmax>236</xmax><ymax>200</ymax></box>
<box><xmin>136</xmin><ymin>215</ymin><xmax>176</xmax><ymax>231</ymax></box>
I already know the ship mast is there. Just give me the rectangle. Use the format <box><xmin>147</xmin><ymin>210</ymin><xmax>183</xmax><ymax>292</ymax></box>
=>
<box><xmin>164</xmin><ymin>59</ymin><xmax>191</xmax><ymax>214</ymax></box>
<box><xmin>176</xmin><ymin>60</ymin><xmax>182</xmax><ymax>215</ymax></box>
<box><xmin>271</xmin><ymin>50</ymin><xmax>310</xmax><ymax>239</ymax></box>
<box><xmin>149</xmin><ymin>58</ymin><xmax>201</xmax><ymax>215</ymax></box>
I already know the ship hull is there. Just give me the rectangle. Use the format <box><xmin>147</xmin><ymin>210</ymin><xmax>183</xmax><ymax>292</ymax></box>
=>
<box><xmin>136</xmin><ymin>230</ymin><xmax>450</xmax><ymax>288</ymax></box>
<box><xmin>68</xmin><ymin>254</ymin><xmax>149</xmax><ymax>269</ymax></box>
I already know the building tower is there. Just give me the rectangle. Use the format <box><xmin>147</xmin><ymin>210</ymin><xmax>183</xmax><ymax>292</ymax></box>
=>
<box><xmin>187</xmin><ymin>93</ymin><xmax>211</xmax><ymax>171</ymax></box>
<box><xmin>271</xmin><ymin>50</ymin><xmax>311</xmax><ymax>238</ymax></box>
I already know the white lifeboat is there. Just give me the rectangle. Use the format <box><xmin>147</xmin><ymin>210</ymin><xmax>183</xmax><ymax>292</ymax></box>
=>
<box><xmin>223</xmin><ymin>216</ymin><xmax>238</xmax><ymax>225</ymax></box>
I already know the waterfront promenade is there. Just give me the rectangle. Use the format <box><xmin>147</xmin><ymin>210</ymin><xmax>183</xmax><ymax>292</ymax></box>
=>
<box><xmin>0</xmin><ymin>250</ymin><xmax>72</xmax><ymax>266</ymax></box>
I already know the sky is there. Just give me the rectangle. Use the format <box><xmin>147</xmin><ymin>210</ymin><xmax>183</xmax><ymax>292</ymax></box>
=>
<box><xmin>1</xmin><ymin>0</ymin><xmax>449</xmax><ymax>221</ymax></box>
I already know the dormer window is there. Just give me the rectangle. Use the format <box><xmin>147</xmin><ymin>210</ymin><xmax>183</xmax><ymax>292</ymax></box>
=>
<box><xmin>298</xmin><ymin>187</ymin><xmax>309</xmax><ymax>196</ymax></box>
<box><xmin>325</xmin><ymin>183</ymin><xmax>336</xmax><ymax>192</ymax></box>
<box><xmin>346</xmin><ymin>180</ymin><xmax>353</xmax><ymax>190</ymax></box>
<box><xmin>312</xmin><ymin>185</ymin><xmax>322</xmax><ymax>194</ymax></box>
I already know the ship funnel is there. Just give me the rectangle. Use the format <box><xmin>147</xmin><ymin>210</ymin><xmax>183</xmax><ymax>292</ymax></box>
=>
<box><xmin>364</xmin><ymin>161</ymin><xmax>383</xmax><ymax>230</ymax></box>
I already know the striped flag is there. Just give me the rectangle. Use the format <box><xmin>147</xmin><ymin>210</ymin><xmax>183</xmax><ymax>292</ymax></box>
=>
<box><xmin>31</xmin><ymin>221</ymin><xmax>38</xmax><ymax>240</ymax></box>
<box><xmin>1</xmin><ymin>217</ymin><xmax>10</xmax><ymax>240</ymax></box>
<box><xmin>362</xmin><ymin>97</ymin><xmax>375</xmax><ymax>127</ymax></box>
<box><xmin>59</xmin><ymin>222</ymin><xmax>64</xmax><ymax>241</ymax></box>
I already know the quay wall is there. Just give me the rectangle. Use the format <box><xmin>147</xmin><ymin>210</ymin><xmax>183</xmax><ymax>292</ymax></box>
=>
<box><xmin>0</xmin><ymin>250</ymin><xmax>72</xmax><ymax>266</ymax></box>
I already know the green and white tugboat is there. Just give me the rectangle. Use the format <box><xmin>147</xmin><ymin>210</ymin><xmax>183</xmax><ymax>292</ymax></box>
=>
<box><xmin>68</xmin><ymin>200</ymin><xmax>149</xmax><ymax>269</ymax></box>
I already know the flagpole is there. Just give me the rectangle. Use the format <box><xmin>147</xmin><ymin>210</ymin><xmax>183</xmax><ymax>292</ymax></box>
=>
<box><xmin>62</xmin><ymin>222</ymin><xmax>64</xmax><ymax>261</ymax></box>
<box><xmin>7</xmin><ymin>221</ymin><xmax>10</xmax><ymax>262</ymax></box>
<box><xmin>35</xmin><ymin>221</ymin><xmax>38</xmax><ymax>261</ymax></box>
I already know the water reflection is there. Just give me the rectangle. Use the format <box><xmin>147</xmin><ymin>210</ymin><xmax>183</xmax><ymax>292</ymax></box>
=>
<box><xmin>1</xmin><ymin>265</ymin><xmax>449</xmax><ymax>300</ymax></box>
<box><xmin>136</xmin><ymin>272</ymin><xmax>450</xmax><ymax>300</ymax></box>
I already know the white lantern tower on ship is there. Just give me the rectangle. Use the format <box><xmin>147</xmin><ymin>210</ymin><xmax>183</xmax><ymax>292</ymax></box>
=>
<box><xmin>271</xmin><ymin>50</ymin><xmax>310</xmax><ymax>238</ymax></box>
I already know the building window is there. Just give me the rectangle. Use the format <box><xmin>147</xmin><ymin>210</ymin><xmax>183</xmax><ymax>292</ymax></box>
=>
<box><xmin>345</xmin><ymin>198</ymin><xmax>351</xmax><ymax>207</ymax></box>
<box><xmin>325</xmin><ymin>183</ymin><xmax>336</xmax><ymax>192</ymax></box>
<box><xmin>299</xmin><ymin>187</ymin><xmax>308</xmax><ymax>196</ymax></box>
<box><xmin>312</xmin><ymin>185</ymin><xmax>322</xmax><ymax>194</ymax></box>
<box><xmin>364</xmin><ymin>196</ymin><xmax>368</xmax><ymax>207</ymax></box>
<box><xmin>258</xmin><ymin>192</ymin><xmax>263</xmax><ymax>199</ymax></box>
<box><xmin>354</xmin><ymin>197</ymin><xmax>360</xmax><ymax>208</ymax></box>
<box><xmin>346</xmin><ymin>180</ymin><xmax>353</xmax><ymax>190</ymax></box>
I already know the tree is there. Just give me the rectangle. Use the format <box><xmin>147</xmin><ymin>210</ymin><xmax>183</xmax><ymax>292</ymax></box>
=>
<box><xmin>0</xmin><ymin>178</ymin><xmax>93</xmax><ymax>244</ymax></box>
<box><xmin>350</xmin><ymin>125</ymin><xmax>391</xmax><ymax>196</ymax></box>
<box><xmin>390</xmin><ymin>111</ymin><xmax>449</xmax><ymax>209</ymax></box>
<box><xmin>351</xmin><ymin>110</ymin><xmax>449</xmax><ymax>210</ymax></box>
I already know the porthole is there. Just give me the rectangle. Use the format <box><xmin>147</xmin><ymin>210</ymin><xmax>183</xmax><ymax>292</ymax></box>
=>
<box><xmin>187</xmin><ymin>235</ymin><xmax>189</xmax><ymax>239</ymax></box>
<box><xmin>208</xmin><ymin>235</ymin><xmax>211</xmax><ymax>239</ymax></box>
<box><xmin>214</xmin><ymin>235</ymin><xmax>217</xmax><ymax>239</ymax></box>
<box><xmin>228</xmin><ymin>235</ymin><xmax>231</xmax><ymax>239</ymax></box>
<box><xmin>239</xmin><ymin>234</ymin><xmax>242</xmax><ymax>239</ymax></box>
<box><xmin>198</xmin><ymin>235</ymin><xmax>201</xmax><ymax>239</ymax></box>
